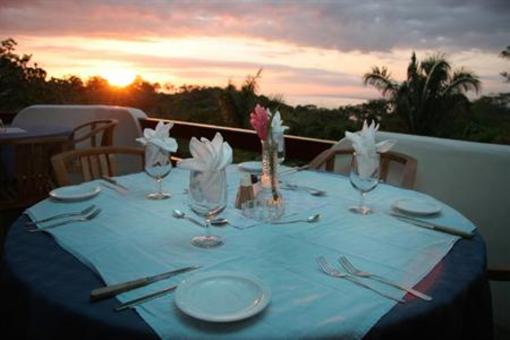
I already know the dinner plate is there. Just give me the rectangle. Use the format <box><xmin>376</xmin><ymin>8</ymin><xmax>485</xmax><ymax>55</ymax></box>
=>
<box><xmin>175</xmin><ymin>271</ymin><xmax>271</xmax><ymax>322</ymax></box>
<box><xmin>238</xmin><ymin>161</ymin><xmax>262</xmax><ymax>173</ymax></box>
<box><xmin>392</xmin><ymin>198</ymin><xmax>442</xmax><ymax>216</ymax></box>
<box><xmin>49</xmin><ymin>185</ymin><xmax>101</xmax><ymax>202</ymax></box>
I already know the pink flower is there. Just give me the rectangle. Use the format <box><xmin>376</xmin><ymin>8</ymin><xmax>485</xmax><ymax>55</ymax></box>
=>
<box><xmin>250</xmin><ymin>104</ymin><xmax>270</xmax><ymax>140</ymax></box>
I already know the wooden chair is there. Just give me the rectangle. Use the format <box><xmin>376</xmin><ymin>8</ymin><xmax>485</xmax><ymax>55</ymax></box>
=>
<box><xmin>69</xmin><ymin>119</ymin><xmax>118</xmax><ymax>148</ymax></box>
<box><xmin>0</xmin><ymin>135</ymin><xmax>68</xmax><ymax>210</ymax></box>
<box><xmin>308</xmin><ymin>148</ymin><xmax>418</xmax><ymax>189</ymax></box>
<box><xmin>51</xmin><ymin>146</ymin><xmax>144</xmax><ymax>187</ymax></box>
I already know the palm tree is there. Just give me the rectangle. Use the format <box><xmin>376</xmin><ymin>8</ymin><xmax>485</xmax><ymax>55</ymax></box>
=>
<box><xmin>363</xmin><ymin>52</ymin><xmax>481</xmax><ymax>135</ymax></box>
<box><xmin>500</xmin><ymin>46</ymin><xmax>510</xmax><ymax>82</ymax></box>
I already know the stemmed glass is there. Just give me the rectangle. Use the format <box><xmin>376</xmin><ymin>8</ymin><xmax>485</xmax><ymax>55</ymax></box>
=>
<box><xmin>349</xmin><ymin>152</ymin><xmax>380</xmax><ymax>215</ymax></box>
<box><xmin>188</xmin><ymin>169</ymin><xmax>227</xmax><ymax>248</ymax></box>
<box><xmin>144</xmin><ymin>144</ymin><xmax>172</xmax><ymax>200</ymax></box>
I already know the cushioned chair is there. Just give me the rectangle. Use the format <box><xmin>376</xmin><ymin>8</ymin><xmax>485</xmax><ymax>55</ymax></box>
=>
<box><xmin>308</xmin><ymin>148</ymin><xmax>418</xmax><ymax>189</ymax></box>
<box><xmin>51</xmin><ymin>146</ymin><xmax>144</xmax><ymax>187</ymax></box>
<box><xmin>69</xmin><ymin>119</ymin><xmax>118</xmax><ymax>148</ymax></box>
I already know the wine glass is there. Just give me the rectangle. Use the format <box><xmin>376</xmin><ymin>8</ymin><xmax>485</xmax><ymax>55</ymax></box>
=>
<box><xmin>144</xmin><ymin>144</ymin><xmax>172</xmax><ymax>200</ymax></box>
<box><xmin>188</xmin><ymin>169</ymin><xmax>227</xmax><ymax>248</ymax></box>
<box><xmin>349</xmin><ymin>152</ymin><xmax>380</xmax><ymax>215</ymax></box>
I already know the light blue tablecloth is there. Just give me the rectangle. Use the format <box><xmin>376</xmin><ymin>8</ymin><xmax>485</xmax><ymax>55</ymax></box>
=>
<box><xmin>26</xmin><ymin>165</ymin><xmax>476</xmax><ymax>339</ymax></box>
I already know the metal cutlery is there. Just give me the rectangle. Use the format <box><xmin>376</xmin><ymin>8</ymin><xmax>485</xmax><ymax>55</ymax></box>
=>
<box><xmin>114</xmin><ymin>284</ymin><xmax>178</xmax><ymax>312</ymax></box>
<box><xmin>281</xmin><ymin>182</ymin><xmax>326</xmax><ymax>196</ymax></box>
<box><xmin>272</xmin><ymin>213</ymin><xmax>320</xmax><ymax>225</ymax></box>
<box><xmin>279</xmin><ymin>164</ymin><xmax>309</xmax><ymax>176</ymax></box>
<box><xmin>316</xmin><ymin>256</ymin><xmax>405</xmax><ymax>303</ymax></box>
<box><xmin>101</xmin><ymin>176</ymin><xmax>129</xmax><ymax>194</ymax></box>
<box><xmin>25</xmin><ymin>205</ymin><xmax>96</xmax><ymax>226</ymax></box>
<box><xmin>26</xmin><ymin>208</ymin><xmax>102</xmax><ymax>232</ymax></box>
<box><xmin>172</xmin><ymin>209</ymin><xmax>205</xmax><ymax>228</ymax></box>
<box><xmin>91</xmin><ymin>265</ymin><xmax>200</xmax><ymax>302</ymax></box>
<box><xmin>338</xmin><ymin>256</ymin><xmax>432</xmax><ymax>301</ymax></box>
<box><xmin>389</xmin><ymin>211</ymin><xmax>473</xmax><ymax>239</ymax></box>
<box><xmin>209</xmin><ymin>217</ymin><xmax>242</xmax><ymax>229</ymax></box>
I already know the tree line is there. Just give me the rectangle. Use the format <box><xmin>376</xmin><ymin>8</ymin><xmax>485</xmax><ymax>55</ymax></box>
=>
<box><xmin>1</xmin><ymin>38</ymin><xmax>509</xmax><ymax>144</ymax></box>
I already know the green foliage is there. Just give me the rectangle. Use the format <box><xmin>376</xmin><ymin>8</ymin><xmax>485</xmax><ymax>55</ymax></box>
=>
<box><xmin>364</xmin><ymin>52</ymin><xmax>481</xmax><ymax>137</ymax></box>
<box><xmin>501</xmin><ymin>46</ymin><xmax>510</xmax><ymax>83</ymax></box>
<box><xmin>1</xmin><ymin>38</ymin><xmax>509</xmax><ymax>145</ymax></box>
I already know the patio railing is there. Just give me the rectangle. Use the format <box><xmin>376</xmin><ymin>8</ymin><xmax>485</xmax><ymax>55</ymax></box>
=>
<box><xmin>139</xmin><ymin>118</ymin><xmax>336</xmax><ymax>163</ymax></box>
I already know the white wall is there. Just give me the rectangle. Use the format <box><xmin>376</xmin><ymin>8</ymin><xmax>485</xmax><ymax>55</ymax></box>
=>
<box><xmin>375</xmin><ymin>131</ymin><xmax>510</xmax><ymax>330</ymax></box>
<box><xmin>13</xmin><ymin>105</ymin><xmax>147</xmax><ymax>148</ymax></box>
<box><xmin>12</xmin><ymin>105</ymin><xmax>148</xmax><ymax>174</ymax></box>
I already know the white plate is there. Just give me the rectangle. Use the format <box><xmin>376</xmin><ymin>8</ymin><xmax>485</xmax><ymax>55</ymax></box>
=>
<box><xmin>238</xmin><ymin>161</ymin><xmax>262</xmax><ymax>173</ymax></box>
<box><xmin>49</xmin><ymin>185</ymin><xmax>101</xmax><ymax>202</ymax></box>
<box><xmin>175</xmin><ymin>271</ymin><xmax>271</xmax><ymax>322</ymax></box>
<box><xmin>392</xmin><ymin>198</ymin><xmax>442</xmax><ymax>216</ymax></box>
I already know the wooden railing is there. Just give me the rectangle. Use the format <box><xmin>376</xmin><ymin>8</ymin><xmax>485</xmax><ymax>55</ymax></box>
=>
<box><xmin>139</xmin><ymin>118</ymin><xmax>336</xmax><ymax>163</ymax></box>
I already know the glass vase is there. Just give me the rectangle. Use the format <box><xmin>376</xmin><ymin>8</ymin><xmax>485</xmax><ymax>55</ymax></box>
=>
<box><xmin>251</xmin><ymin>139</ymin><xmax>285</xmax><ymax>222</ymax></box>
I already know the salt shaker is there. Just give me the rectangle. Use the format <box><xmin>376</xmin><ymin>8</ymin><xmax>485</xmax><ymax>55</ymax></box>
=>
<box><xmin>235</xmin><ymin>174</ymin><xmax>255</xmax><ymax>209</ymax></box>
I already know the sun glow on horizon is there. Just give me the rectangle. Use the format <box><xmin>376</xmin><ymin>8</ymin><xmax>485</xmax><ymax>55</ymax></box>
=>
<box><xmin>101</xmin><ymin>67</ymin><xmax>137</xmax><ymax>87</ymax></box>
<box><xmin>13</xmin><ymin>34</ymin><xmax>508</xmax><ymax>107</ymax></box>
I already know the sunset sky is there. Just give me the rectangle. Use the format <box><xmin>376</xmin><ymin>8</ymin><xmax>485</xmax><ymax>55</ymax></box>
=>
<box><xmin>1</xmin><ymin>0</ymin><xmax>509</xmax><ymax>108</ymax></box>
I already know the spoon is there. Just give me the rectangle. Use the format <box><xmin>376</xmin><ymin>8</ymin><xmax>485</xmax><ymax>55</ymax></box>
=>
<box><xmin>272</xmin><ymin>213</ymin><xmax>321</xmax><ymax>225</ymax></box>
<box><xmin>172</xmin><ymin>209</ymin><xmax>205</xmax><ymax>228</ymax></box>
<box><xmin>210</xmin><ymin>217</ymin><xmax>229</xmax><ymax>227</ymax></box>
<box><xmin>210</xmin><ymin>217</ymin><xmax>245</xmax><ymax>229</ymax></box>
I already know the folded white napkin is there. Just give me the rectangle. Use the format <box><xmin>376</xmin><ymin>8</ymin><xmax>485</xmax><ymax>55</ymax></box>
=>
<box><xmin>179</xmin><ymin>133</ymin><xmax>232</xmax><ymax>204</ymax></box>
<box><xmin>178</xmin><ymin>132</ymin><xmax>232</xmax><ymax>172</ymax></box>
<box><xmin>270</xmin><ymin>110</ymin><xmax>288</xmax><ymax>151</ymax></box>
<box><xmin>136</xmin><ymin>121</ymin><xmax>178</xmax><ymax>153</ymax></box>
<box><xmin>345</xmin><ymin>120</ymin><xmax>396</xmax><ymax>178</ymax></box>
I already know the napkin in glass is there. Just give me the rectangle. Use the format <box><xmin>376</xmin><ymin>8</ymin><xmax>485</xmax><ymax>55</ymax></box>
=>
<box><xmin>178</xmin><ymin>133</ymin><xmax>233</xmax><ymax>202</ymax></box>
<box><xmin>345</xmin><ymin>120</ymin><xmax>396</xmax><ymax>178</ymax></box>
<box><xmin>136</xmin><ymin>121</ymin><xmax>178</xmax><ymax>165</ymax></box>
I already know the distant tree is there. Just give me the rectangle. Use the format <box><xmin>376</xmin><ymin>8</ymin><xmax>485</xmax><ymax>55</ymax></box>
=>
<box><xmin>0</xmin><ymin>38</ymin><xmax>48</xmax><ymax>111</ymax></box>
<box><xmin>219</xmin><ymin>69</ymin><xmax>263</xmax><ymax>128</ymax></box>
<box><xmin>363</xmin><ymin>52</ymin><xmax>481</xmax><ymax>136</ymax></box>
<box><xmin>500</xmin><ymin>46</ymin><xmax>510</xmax><ymax>82</ymax></box>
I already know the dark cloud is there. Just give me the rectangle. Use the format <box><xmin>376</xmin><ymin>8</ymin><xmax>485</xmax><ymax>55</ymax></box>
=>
<box><xmin>0</xmin><ymin>0</ymin><xmax>508</xmax><ymax>53</ymax></box>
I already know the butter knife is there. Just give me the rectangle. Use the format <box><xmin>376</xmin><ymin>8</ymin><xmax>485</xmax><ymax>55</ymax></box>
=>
<box><xmin>115</xmin><ymin>284</ymin><xmax>178</xmax><ymax>312</ymax></box>
<box><xmin>101</xmin><ymin>176</ymin><xmax>129</xmax><ymax>193</ymax></box>
<box><xmin>390</xmin><ymin>211</ymin><xmax>474</xmax><ymax>239</ymax></box>
<box><xmin>90</xmin><ymin>265</ymin><xmax>200</xmax><ymax>302</ymax></box>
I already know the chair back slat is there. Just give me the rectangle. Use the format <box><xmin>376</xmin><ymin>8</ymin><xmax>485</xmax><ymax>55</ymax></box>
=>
<box><xmin>51</xmin><ymin>146</ymin><xmax>144</xmax><ymax>186</ymax></box>
<box><xmin>308</xmin><ymin>148</ymin><xmax>418</xmax><ymax>189</ymax></box>
<box><xmin>70</xmin><ymin>119</ymin><xmax>118</xmax><ymax>148</ymax></box>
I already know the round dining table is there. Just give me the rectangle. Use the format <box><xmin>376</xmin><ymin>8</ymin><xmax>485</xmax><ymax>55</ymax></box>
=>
<box><xmin>0</xmin><ymin>169</ymin><xmax>493</xmax><ymax>340</ymax></box>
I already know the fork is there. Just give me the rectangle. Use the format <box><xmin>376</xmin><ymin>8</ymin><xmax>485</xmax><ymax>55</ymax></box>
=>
<box><xmin>316</xmin><ymin>256</ymin><xmax>405</xmax><ymax>303</ymax></box>
<box><xmin>338</xmin><ymin>256</ymin><xmax>432</xmax><ymax>301</ymax></box>
<box><xmin>27</xmin><ymin>208</ymin><xmax>102</xmax><ymax>232</ymax></box>
<box><xmin>25</xmin><ymin>205</ymin><xmax>97</xmax><ymax>226</ymax></box>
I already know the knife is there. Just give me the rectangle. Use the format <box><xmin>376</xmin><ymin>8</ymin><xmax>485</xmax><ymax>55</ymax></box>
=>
<box><xmin>390</xmin><ymin>212</ymin><xmax>474</xmax><ymax>239</ymax></box>
<box><xmin>101</xmin><ymin>176</ymin><xmax>129</xmax><ymax>193</ymax></box>
<box><xmin>114</xmin><ymin>284</ymin><xmax>178</xmax><ymax>312</ymax></box>
<box><xmin>90</xmin><ymin>265</ymin><xmax>200</xmax><ymax>302</ymax></box>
